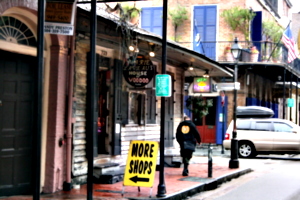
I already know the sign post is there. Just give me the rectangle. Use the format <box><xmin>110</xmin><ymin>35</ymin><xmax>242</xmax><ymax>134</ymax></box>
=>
<box><xmin>123</xmin><ymin>140</ymin><xmax>159</xmax><ymax>189</ymax></box>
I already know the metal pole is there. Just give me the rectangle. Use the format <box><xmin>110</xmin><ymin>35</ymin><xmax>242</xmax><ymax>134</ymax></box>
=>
<box><xmin>290</xmin><ymin>73</ymin><xmax>293</xmax><ymax>121</ymax></box>
<box><xmin>229</xmin><ymin>62</ymin><xmax>239</xmax><ymax>169</ymax></box>
<box><xmin>33</xmin><ymin>0</ymin><xmax>45</xmax><ymax>199</ymax></box>
<box><xmin>156</xmin><ymin>0</ymin><xmax>168</xmax><ymax>197</ymax></box>
<box><xmin>296</xmin><ymin>77</ymin><xmax>299</xmax><ymax>125</ymax></box>
<box><xmin>87</xmin><ymin>0</ymin><xmax>97</xmax><ymax>199</ymax></box>
<box><xmin>283</xmin><ymin>68</ymin><xmax>286</xmax><ymax>119</ymax></box>
<box><xmin>221</xmin><ymin>92</ymin><xmax>225</xmax><ymax>154</ymax></box>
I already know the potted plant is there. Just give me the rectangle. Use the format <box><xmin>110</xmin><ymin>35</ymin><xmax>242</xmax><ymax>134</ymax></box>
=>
<box><xmin>121</xmin><ymin>3</ymin><xmax>141</xmax><ymax>25</ymax></box>
<box><xmin>224</xmin><ymin>46</ymin><xmax>234</xmax><ymax>61</ymax></box>
<box><xmin>271</xmin><ymin>47</ymin><xmax>281</xmax><ymax>63</ymax></box>
<box><xmin>250</xmin><ymin>46</ymin><xmax>259</xmax><ymax>62</ymax></box>
<box><xmin>221</xmin><ymin>6</ymin><xmax>256</xmax><ymax>43</ymax></box>
<box><xmin>262</xmin><ymin>21</ymin><xmax>283</xmax><ymax>42</ymax></box>
<box><xmin>168</xmin><ymin>5</ymin><xmax>188</xmax><ymax>42</ymax></box>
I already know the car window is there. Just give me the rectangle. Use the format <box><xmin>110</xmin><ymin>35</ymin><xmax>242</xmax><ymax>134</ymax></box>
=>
<box><xmin>254</xmin><ymin>122</ymin><xmax>271</xmax><ymax>131</ymax></box>
<box><xmin>273</xmin><ymin>122</ymin><xmax>293</xmax><ymax>132</ymax></box>
<box><xmin>237</xmin><ymin>120</ymin><xmax>251</xmax><ymax>130</ymax></box>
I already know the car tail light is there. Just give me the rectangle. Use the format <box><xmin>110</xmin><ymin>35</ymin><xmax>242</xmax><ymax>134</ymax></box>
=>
<box><xmin>224</xmin><ymin>133</ymin><xmax>230</xmax><ymax>140</ymax></box>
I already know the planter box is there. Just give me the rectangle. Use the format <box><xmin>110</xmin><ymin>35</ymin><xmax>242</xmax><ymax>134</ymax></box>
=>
<box><xmin>241</xmin><ymin>49</ymin><xmax>251</xmax><ymax>62</ymax></box>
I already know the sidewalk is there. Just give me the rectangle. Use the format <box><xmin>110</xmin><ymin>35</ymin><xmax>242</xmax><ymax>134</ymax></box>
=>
<box><xmin>2</xmin><ymin>146</ymin><xmax>251</xmax><ymax>200</ymax></box>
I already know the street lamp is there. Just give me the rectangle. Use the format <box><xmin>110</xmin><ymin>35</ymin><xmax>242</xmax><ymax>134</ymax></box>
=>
<box><xmin>229</xmin><ymin>37</ymin><xmax>241</xmax><ymax>169</ymax></box>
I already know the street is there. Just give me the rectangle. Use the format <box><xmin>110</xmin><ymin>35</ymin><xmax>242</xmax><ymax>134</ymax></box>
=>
<box><xmin>187</xmin><ymin>152</ymin><xmax>300</xmax><ymax>200</ymax></box>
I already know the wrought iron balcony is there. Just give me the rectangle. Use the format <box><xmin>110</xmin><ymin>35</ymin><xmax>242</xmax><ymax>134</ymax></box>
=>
<box><xmin>194</xmin><ymin>40</ymin><xmax>300</xmax><ymax>74</ymax></box>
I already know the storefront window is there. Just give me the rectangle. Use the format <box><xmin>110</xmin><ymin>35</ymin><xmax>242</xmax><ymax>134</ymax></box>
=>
<box><xmin>129</xmin><ymin>92</ymin><xmax>145</xmax><ymax>125</ymax></box>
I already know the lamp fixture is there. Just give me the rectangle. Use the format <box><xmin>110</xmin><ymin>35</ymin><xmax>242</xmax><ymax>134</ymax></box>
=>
<box><xmin>203</xmin><ymin>70</ymin><xmax>209</xmax><ymax>78</ymax></box>
<box><xmin>188</xmin><ymin>62</ymin><xmax>194</xmax><ymax>70</ymax></box>
<box><xmin>231</xmin><ymin>37</ymin><xmax>242</xmax><ymax>60</ymax></box>
<box><xmin>128</xmin><ymin>45</ymin><xmax>135</xmax><ymax>52</ymax></box>
<box><xmin>149</xmin><ymin>51</ymin><xmax>155</xmax><ymax>57</ymax></box>
<box><xmin>148</xmin><ymin>42</ymin><xmax>156</xmax><ymax>57</ymax></box>
<box><xmin>128</xmin><ymin>38</ymin><xmax>139</xmax><ymax>52</ymax></box>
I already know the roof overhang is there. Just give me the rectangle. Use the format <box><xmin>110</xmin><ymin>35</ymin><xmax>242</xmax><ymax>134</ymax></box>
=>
<box><xmin>77</xmin><ymin>6</ymin><xmax>233</xmax><ymax>78</ymax></box>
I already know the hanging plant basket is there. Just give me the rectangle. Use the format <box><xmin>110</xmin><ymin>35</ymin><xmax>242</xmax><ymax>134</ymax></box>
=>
<box><xmin>186</xmin><ymin>96</ymin><xmax>213</xmax><ymax>119</ymax></box>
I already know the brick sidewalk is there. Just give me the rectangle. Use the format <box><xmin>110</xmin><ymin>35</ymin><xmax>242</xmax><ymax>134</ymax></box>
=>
<box><xmin>2</xmin><ymin>161</ymin><xmax>251</xmax><ymax>200</ymax></box>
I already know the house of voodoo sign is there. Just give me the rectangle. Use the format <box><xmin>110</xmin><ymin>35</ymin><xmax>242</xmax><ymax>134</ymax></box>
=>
<box><xmin>123</xmin><ymin>55</ymin><xmax>155</xmax><ymax>87</ymax></box>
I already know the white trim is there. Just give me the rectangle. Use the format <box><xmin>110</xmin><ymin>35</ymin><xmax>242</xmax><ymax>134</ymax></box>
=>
<box><xmin>0</xmin><ymin>40</ymin><xmax>38</xmax><ymax>56</ymax></box>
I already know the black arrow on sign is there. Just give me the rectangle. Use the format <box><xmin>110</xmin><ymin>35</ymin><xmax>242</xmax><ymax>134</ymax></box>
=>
<box><xmin>130</xmin><ymin>175</ymin><xmax>150</xmax><ymax>183</ymax></box>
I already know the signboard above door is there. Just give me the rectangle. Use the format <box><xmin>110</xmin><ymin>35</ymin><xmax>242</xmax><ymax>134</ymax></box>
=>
<box><xmin>44</xmin><ymin>0</ymin><xmax>76</xmax><ymax>35</ymax></box>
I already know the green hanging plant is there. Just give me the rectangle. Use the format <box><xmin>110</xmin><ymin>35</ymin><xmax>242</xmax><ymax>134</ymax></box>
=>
<box><xmin>168</xmin><ymin>5</ymin><xmax>188</xmax><ymax>42</ymax></box>
<box><xmin>121</xmin><ymin>3</ymin><xmax>141</xmax><ymax>21</ymax></box>
<box><xmin>186</xmin><ymin>96</ymin><xmax>213</xmax><ymax>119</ymax></box>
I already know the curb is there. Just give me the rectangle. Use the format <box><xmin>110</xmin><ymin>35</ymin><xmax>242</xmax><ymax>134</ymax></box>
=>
<box><xmin>127</xmin><ymin>168</ymin><xmax>252</xmax><ymax>200</ymax></box>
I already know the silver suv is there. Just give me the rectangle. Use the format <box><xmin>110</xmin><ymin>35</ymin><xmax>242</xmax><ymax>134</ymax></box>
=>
<box><xmin>223</xmin><ymin>118</ymin><xmax>300</xmax><ymax>158</ymax></box>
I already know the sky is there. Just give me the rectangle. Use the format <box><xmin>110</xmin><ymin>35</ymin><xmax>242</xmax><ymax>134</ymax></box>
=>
<box><xmin>291</xmin><ymin>0</ymin><xmax>300</xmax><ymax>13</ymax></box>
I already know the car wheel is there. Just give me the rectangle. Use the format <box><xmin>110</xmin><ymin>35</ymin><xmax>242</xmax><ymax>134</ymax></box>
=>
<box><xmin>238</xmin><ymin>142</ymin><xmax>256</xmax><ymax>158</ymax></box>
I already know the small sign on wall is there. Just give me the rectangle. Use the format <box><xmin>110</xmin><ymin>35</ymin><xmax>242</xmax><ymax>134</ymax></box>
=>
<box><xmin>155</xmin><ymin>74</ymin><xmax>171</xmax><ymax>97</ymax></box>
<box><xmin>287</xmin><ymin>98</ymin><xmax>294</xmax><ymax>107</ymax></box>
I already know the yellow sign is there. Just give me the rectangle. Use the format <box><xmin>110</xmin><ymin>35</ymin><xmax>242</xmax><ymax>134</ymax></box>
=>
<box><xmin>123</xmin><ymin>140</ymin><xmax>159</xmax><ymax>187</ymax></box>
<box><xmin>45</xmin><ymin>2</ymin><xmax>73</xmax><ymax>23</ymax></box>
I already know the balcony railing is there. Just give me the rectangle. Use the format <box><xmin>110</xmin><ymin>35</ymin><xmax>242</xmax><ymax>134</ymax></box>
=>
<box><xmin>178</xmin><ymin>40</ymin><xmax>300</xmax><ymax>76</ymax></box>
<box><xmin>197</xmin><ymin>40</ymin><xmax>299</xmax><ymax>67</ymax></box>
<box><xmin>216</xmin><ymin>41</ymin><xmax>287</xmax><ymax>62</ymax></box>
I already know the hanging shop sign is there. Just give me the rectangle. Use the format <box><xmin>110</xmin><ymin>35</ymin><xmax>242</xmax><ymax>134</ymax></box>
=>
<box><xmin>193</xmin><ymin>77</ymin><xmax>211</xmax><ymax>93</ymax></box>
<box><xmin>123</xmin><ymin>140</ymin><xmax>159</xmax><ymax>187</ymax></box>
<box><xmin>123</xmin><ymin>55</ymin><xmax>155</xmax><ymax>87</ymax></box>
<box><xmin>44</xmin><ymin>0</ymin><xmax>77</xmax><ymax>35</ymax></box>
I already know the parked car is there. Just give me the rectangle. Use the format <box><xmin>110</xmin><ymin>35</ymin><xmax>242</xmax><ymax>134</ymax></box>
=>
<box><xmin>223</xmin><ymin>118</ymin><xmax>300</xmax><ymax>158</ymax></box>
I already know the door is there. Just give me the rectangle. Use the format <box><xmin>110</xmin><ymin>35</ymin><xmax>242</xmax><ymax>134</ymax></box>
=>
<box><xmin>194</xmin><ymin>97</ymin><xmax>216</xmax><ymax>143</ymax></box>
<box><xmin>0</xmin><ymin>51</ymin><xmax>36</xmax><ymax>196</ymax></box>
<box><xmin>272</xmin><ymin>122</ymin><xmax>300</xmax><ymax>151</ymax></box>
<box><xmin>250</xmin><ymin>121</ymin><xmax>273</xmax><ymax>151</ymax></box>
<box><xmin>193</xmin><ymin>5</ymin><xmax>217</xmax><ymax>60</ymax></box>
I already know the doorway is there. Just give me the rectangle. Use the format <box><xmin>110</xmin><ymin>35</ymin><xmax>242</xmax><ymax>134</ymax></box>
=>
<box><xmin>97</xmin><ymin>70</ymin><xmax>109</xmax><ymax>154</ymax></box>
<box><xmin>0</xmin><ymin>50</ymin><xmax>36</xmax><ymax>196</ymax></box>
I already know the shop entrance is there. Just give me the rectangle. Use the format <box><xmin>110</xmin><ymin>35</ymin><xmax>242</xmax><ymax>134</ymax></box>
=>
<box><xmin>97</xmin><ymin>70</ymin><xmax>109</xmax><ymax>154</ymax></box>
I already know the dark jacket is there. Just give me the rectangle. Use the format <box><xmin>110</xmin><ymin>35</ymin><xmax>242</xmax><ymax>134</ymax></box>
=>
<box><xmin>176</xmin><ymin>120</ymin><xmax>201</xmax><ymax>151</ymax></box>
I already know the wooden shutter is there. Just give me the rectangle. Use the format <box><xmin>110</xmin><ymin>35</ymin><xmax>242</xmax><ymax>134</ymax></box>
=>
<box><xmin>251</xmin><ymin>11</ymin><xmax>262</xmax><ymax>57</ymax></box>
<box><xmin>146</xmin><ymin>89</ymin><xmax>156</xmax><ymax>124</ymax></box>
<box><xmin>193</xmin><ymin>6</ymin><xmax>216</xmax><ymax>60</ymax></box>
<box><xmin>141</xmin><ymin>7</ymin><xmax>162</xmax><ymax>36</ymax></box>
<box><xmin>112</xmin><ymin>59</ymin><xmax>123</xmax><ymax>155</ymax></box>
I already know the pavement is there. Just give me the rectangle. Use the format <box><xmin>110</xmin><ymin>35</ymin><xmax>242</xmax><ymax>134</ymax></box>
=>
<box><xmin>1</xmin><ymin>145</ymin><xmax>252</xmax><ymax>200</ymax></box>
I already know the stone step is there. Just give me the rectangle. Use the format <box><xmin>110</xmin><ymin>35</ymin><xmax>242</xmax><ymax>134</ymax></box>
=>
<box><xmin>93</xmin><ymin>163</ymin><xmax>125</xmax><ymax>184</ymax></box>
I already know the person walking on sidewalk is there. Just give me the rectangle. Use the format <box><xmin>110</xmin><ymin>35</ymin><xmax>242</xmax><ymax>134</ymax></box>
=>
<box><xmin>176</xmin><ymin>116</ymin><xmax>201</xmax><ymax>176</ymax></box>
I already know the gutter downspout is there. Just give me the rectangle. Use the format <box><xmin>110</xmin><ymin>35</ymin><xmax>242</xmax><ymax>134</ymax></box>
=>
<box><xmin>63</xmin><ymin>11</ymin><xmax>77</xmax><ymax>191</ymax></box>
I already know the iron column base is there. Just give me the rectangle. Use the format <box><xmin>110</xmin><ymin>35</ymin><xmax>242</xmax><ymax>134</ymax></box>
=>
<box><xmin>156</xmin><ymin>183</ymin><xmax>166</xmax><ymax>197</ymax></box>
<box><xmin>229</xmin><ymin>138</ymin><xmax>239</xmax><ymax>169</ymax></box>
